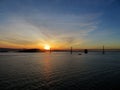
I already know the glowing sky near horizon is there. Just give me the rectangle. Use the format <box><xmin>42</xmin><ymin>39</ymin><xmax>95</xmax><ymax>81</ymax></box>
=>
<box><xmin>0</xmin><ymin>0</ymin><xmax>120</xmax><ymax>49</ymax></box>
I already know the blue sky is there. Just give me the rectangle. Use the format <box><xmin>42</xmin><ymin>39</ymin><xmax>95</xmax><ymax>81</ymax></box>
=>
<box><xmin>0</xmin><ymin>0</ymin><xmax>120</xmax><ymax>49</ymax></box>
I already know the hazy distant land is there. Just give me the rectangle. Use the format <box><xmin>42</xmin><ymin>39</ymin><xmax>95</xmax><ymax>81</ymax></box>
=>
<box><xmin>0</xmin><ymin>48</ymin><xmax>120</xmax><ymax>53</ymax></box>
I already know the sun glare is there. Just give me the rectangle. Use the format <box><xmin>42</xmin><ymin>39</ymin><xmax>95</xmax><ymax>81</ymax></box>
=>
<box><xmin>44</xmin><ymin>45</ymin><xmax>50</xmax><ymax>50</ymax></box>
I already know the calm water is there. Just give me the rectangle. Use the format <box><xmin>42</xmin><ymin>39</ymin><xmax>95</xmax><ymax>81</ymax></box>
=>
<box><xmin>0</xmin><ymin>52</ymin><xmax>120</xmax><ymax>90</ymax></box>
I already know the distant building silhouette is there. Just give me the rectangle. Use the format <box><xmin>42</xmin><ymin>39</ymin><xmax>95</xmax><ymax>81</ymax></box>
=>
<box><xmin>84</xmin><ymin>49</ymin><xmax>88</xmax><ymax>54</ymax></box>
<box><xmin>102</xmin><ymin>45</ymin><xmax>105</xmax><ymax>54</ymax></box>
<box><xmin>71</xmin><ymin>47</ymin><xmax>72</xmax><ymax>54</ymax></box>
<box><xmin>50</xmin><ymin>48</ymin><xmax>52</xmax><ymax>53</ymax></box>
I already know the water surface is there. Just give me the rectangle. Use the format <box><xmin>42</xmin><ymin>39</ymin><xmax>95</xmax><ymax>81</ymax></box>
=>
<box><xmin>0</xmin><ymin>52</ymin><xmax>120</xmax><ymax>90</ymax></box>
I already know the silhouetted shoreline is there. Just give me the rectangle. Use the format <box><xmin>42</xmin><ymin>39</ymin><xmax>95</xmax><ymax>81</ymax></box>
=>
<box><xmin>18</xmin><ymin>49</ymin><xmax>43</xmax><ymax>53</ymax></box>
<box><xmin>0</xmin><ymin>48</ymin><xmax>120</xmax><ymax>53</ymax></box>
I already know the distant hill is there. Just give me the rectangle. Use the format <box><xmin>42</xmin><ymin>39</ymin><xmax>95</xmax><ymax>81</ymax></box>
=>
<box><xmin>0</xmin><ymin>48</ymin><xmax>44</xmax><ymax>53</ymax></box>
<box><xmin>18</xmin><ymin>49</ymin><xmax>43</xmax><ymax>53</ymax></box>
<box><xmin>0</xmin><ymin>48</ymin><xmax>19</xmax><ymax>52</ymax></box>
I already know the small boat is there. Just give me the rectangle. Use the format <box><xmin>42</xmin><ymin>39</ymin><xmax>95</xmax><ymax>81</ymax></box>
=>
<box><xmin>78</xmin><ymin>53</ymin><xmax>82</xmax><ymax>55</ymax></box>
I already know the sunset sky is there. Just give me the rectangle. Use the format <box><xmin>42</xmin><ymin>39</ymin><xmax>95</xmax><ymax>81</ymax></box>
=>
<box><xmin>0</xmin><ymin>0</ymin><xmax>120</xmax><ymax>49</ymax></box>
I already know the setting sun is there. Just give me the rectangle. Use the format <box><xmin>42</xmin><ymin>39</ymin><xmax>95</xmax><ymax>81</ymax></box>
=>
<box><xmin>44</xmin><ymin>45</ymin><xmax>50</xmax><ymax>50</ymax></box>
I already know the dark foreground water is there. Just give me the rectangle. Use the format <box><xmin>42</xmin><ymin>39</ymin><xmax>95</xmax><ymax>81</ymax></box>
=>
<box><xmin>0</xmin><ymin>52</ymin><xmax>120</xmax><ymax>90</ymax></box>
